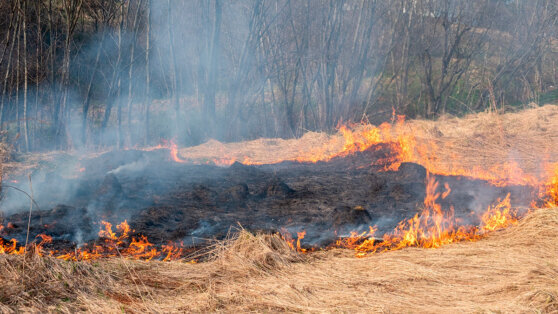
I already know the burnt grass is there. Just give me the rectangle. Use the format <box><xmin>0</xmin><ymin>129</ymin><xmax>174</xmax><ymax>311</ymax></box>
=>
<box><xmin>0</xmin><ymin>144</ymin><xmax>536</xmax><ymax>253</ymax></box>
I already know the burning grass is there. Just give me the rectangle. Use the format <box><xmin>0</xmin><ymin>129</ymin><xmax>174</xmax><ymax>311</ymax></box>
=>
<box><xmin>0</xmin><ymin>207</ymin><xmax>557</xmax><ymax>312</ymax></box>
<box><xmin>0</xmin><ymin>171</ymin><xmax>533</xmax><ymax>261</ymax></box>
<box><xmin>1</xmin><ymin>106</ymin><xmax>557</xmax><ymax>261</ymax></box>
<box><xmin>178</xmin><ymin>105</ymin><xmax>558</xmax><ymax>186</ymax></box>
<box><xmin>0</xmin><ymin>229</ymin><xmax>306</xmax><ymax>312</ymax></box>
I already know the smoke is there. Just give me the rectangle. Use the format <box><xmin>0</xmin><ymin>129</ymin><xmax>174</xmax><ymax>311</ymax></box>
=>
<box><xmin>1</xmin><ymin>158</ymin><xmax>82</xmax><ymax>214</ymax></box>
<box><xmin>107</xmin><ymin>156</ymin><xmax>149</xmax><ymax>175</ymax></box>
<box><xmin>0</xmin><ymin>149</ymin><xmax>164</xmax><ymax>244</ymax></box>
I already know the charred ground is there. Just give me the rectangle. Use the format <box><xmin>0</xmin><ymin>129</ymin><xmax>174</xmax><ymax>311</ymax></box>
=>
<box><xmin>0</xmin><ymin>144</ymin><xmax>535</xmax><ymax>255</ymax></box>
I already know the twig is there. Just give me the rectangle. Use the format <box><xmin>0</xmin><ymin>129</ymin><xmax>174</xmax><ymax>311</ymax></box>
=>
<box><xmin>1</xmin><ymin>184</ymin><xmax>41</xmax><ymax>211</ymax></box>
<box><xmin>24</xmin><ymin>174</ymin><xmax>34</xmax><ymax>250</ymax></box>
<box><xmin>21</xmin><ymin>174</ymin><xmax>35</xmax><ymax>280</ymax></box>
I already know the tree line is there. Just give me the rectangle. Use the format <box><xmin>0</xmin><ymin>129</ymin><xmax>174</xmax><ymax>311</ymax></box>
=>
<box><xmin>0</xmin><ymin>0</ymin><xmax>556</xmax><ymax>151</ymax></box>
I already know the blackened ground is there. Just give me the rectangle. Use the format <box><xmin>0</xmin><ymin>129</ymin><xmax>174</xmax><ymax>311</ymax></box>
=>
<box><xmin>0</xmin><ymin>145</ymin><xmax>536</xmax><ymax>252</ymax></box>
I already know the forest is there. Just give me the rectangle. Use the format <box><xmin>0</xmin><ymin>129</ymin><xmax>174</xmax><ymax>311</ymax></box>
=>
<box><xmin>0</xmin><ymin>0</ymin><xmax>556</xmax><ymax>151</ymax></box>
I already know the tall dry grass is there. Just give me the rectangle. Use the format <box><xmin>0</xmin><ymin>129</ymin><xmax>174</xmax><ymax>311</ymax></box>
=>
<box><xmin>0</xmin><ymin>230</ymin><xmax>307</xmax><ymax>312</ymax></box>
<box><xmin>0</xmin><ymin>208</ymin><xmax>556</xmax><ymax>312</ymax></box>
<box><xmin>178</xmin><ymin>105</ymin><xmax>558</xmax><ymax>180</ymax></box>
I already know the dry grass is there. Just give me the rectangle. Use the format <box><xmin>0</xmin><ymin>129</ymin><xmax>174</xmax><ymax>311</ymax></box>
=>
<box><xmin>0</xmin><ymin>208</ymin><xmax>557</xmax><ymax>313</ymax></box>
<box><xmin>179</xmin><ymin>105</ymin><xmax>558</xmax><ymax>179</ymax></box>
<box><xmin>405</xmin><ymin>104</ymin><xmax>558</xmax><ymax>177</ymax></box>
<box><xmin>0</xmin><ymin>231</ymin><xmax>307</xmax><ymax>312</ymax></box>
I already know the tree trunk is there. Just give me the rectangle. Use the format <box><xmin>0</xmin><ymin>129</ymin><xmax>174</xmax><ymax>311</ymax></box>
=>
<box><xmin>0</xmin><ymin>6</ymin><xmax>19</xmax><ymax>130</ymax></box>
<box><xmin>167</xmin><ymin>0</ymin><xmax>180</xmax><ymax>138</ymax></box>
<box><xmin>34</xmin><ymin>0</ymin><xmax>42</xmax><ymax>150</ymax></box>
<box><xmin>101</xmin><ymin>2</ymin><xmax>124</xmax><ymax>147</ymax></box>
<box><xmin>49</xmin><ymin>0</ymin><xmax>57</xmax><ymax>133</ymax></box>
<box><xmin>57</xmin><ymin>0</ymin><xmax>82</xmax><ymax>149</ymax></box>
<box><xmin>116</xmin><ymin>2</ymin><xmax>126</xmax><ymax>149</ymax></box>
<box><xmin>203</xmin><ymin>0</ymin><xmax>222</xmax><ymax>137</ymax></box>
<box><xmin>144</xmin><ymin>0</ymin><xmax>150</xmax><ymax>145</ymax></box>
<box><xmin>15</xmin><ymin>9</ymin><xmax>21</xmax><ymax>143</ymax></box>
<box><xmin>126</xmin><ymin>0</ymin><xmax>144</xmax><ymax>146</ymax></box>
<box><xmin>81</xmin><ymin>29</ymin><xmax>105</xmax><ymax>146</ymax></box>
<box><xmin>22</xmin><ymin>0</ymin><xmax>30</xmax><ymax>152</ymax></box>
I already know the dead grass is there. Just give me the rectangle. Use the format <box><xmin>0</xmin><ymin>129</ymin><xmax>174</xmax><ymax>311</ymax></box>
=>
<box><xmin>405</xmin><ymin>104</ymin><xmax>558</xmax><ymax>177</ymax></box>
<box><xmin>178</xmin><ymin>105</ymin><xmax>558</xmax><ymax>179</ymax></box>
<box><xmin>0</xmin><ymin>208</ymin><xmax>556</xmax><ymax>313</ymax></box>
<box><xmin>0</xmin><ymin>230</ymin><xmax>307</xmax><ymax>312</ymax></box>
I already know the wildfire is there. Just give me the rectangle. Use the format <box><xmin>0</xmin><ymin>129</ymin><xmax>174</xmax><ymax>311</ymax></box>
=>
<box><xmin>169</xmin><ymin>140</ymin><xmax>187</xmax><ymax>163</ymax></box>
<box><xmin>169</xmin><ymin>118</ymin><xmax>554</xmax><ymax>257</ymax></box>
<box><xmin>541</xmin><ymin>163</ymin><xmax>558</xmax><ymax>207</ymax></box>
<box><xmin>333</xmin><ymin>175</ymin><xmax>520</xmax><ymax>257</ymax></box>
<box><xmin>1</xmin><ymin>117</ymin><xmax>557</xmax><ymax>262</ymax></box>
<box><xmin>0</xmin><ymin>220</ymin><xmax>191</xmax><ymax>262</ymax></box>
<box><xmin>280</xmin><ymin>228</ymin><xmax>308</xmax><ymax>253</ymax></box>
<box><xmin>162</xmin><ymin>118</ymin><xmax>546</xmax><ymax>188</ymax></box>
<box><xmin>139</xmin><ymin>139</ymin><xmax>188</xmax><ymax>163</ymax></box>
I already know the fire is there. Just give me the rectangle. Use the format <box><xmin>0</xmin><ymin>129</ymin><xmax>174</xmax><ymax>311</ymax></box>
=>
<box><xmin>331</xmin><ymin>175</ymin><xmax>520</xmax><ymax>257</ymax></box>
<box><xmin>326</xmin><ymin>121</ymin><xmax>543</xmax><ymax>186</ymax></box>
<box><xmin>480</xmin><ymin>194</ymin><xmax>516</xmax><ymax>232</ymax></box>
<box><xmin>0</xmin><ymin>116</ymin><xmax>556</xmax><ymax>262</ymax></box>
<box><xmin>0</xmin><ymin>234</ymin><xmax>54</xmax><ymax>256</ymax></box>
<box><xmin>54</xmin><ymin>221</ymin><xmax>189</xmax><ymax>261</ymax></box>
<box><xmin>138</xmin><ymin>139</ymin><xmax>188</xmax><ymax>163</ymax></box>
<box><xmin>169</xmin><ymin>140</ymin><xmax>187</xmax><ymax>163</ymax></box>
<box><xmin>280</xmin><ymin>228</ymin><xmax>308</xmax><ymax>253</ymax></box>
<box><xmin>154</xmin><ymin>118</ymin><xmax>552</xmax><ymax>256</ymax></box>
<box><xmin>162</xmin><ymin>241</ymin><xmax>184</xmax><ymax>262</ymax></box>
<box><xmin>0</xmin><ymin>238</ymin><xmax>24</xmax><ymax>255</ymax></box>
<box><xmin>541</xmin><ymin>163</ymin><xmax>558</xmax><ymax>207</ymax></box>
<box><xmin>296</xmin><ymin>231</ymin><xmax>306</xmax><ymax>253</ymax></box>
<box><xmin>0</xmin><ymin>220</ymin><xmax>191</xmax><ymax>262</ymax></box>
<box><xmin>165</xmin><ymin>118</ymin><xmax>544</xmax><ymax>188</ymax></box>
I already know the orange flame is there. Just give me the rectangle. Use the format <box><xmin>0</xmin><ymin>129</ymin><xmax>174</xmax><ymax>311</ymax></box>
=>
<box><xmin>171</xmin><ymin>120</ymin><xmax>545</xmax><ymax>188</ymax></box>
<box><xmin>169</xmin><ymin>140</ymin><xmax>187</xmax><ymax>163</ymax></box>
<box><xmin>0</xmin><ymin>220</ymin><xmax>192</xmax><ymax>262</ymax></box>
<box><xmin>329</xmin><ymin>176</ymin><xmax>520</xmax><ymax>257</ymax></box>
<box><xmin>541</xmin><ymin>163</ymin><xmax>558</xmax><ymax>207</ymax></box>
<box><xmin>280</xmin><ymin>228</ymin><xmax>307</xmax><ymax>253</ymax></box>
<box><xmin>296</xmin><ymin>231</ymin><xmax>306</xmax><ymax>253</ymax></box>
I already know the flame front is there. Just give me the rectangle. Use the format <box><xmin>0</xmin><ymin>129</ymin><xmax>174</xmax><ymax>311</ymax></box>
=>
<box><xmin>0</xmin><ymin>220</ymin><xmax>192</xmax><ymax>262</ymax></box>
<box><xmin>162</xmin><ymin>118</ymin><xmax>552</xmax><ymax>256</ymax></box>
<box><xmin>334</xmin><ymin>176</ymin><xmax>520</xmax><ymax>257</ymax></box>
<box><xmin>170</xmin><ymin>118</ymin><xmax>547</xmax><ymax>188</ymax></box>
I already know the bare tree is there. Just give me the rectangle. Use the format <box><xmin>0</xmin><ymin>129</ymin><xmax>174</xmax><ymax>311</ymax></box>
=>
<box><xmin>144</xmin><ymin>0</ymin><xmax>150</xmax><ymax>144</ymax></box>
<box><xmin>21</xmin><ymin>0</ymin><xmax>30</xmax><ymax>151</ymax></box>
<box><xmin>55</xmin><ymin>0</ymin><xmax>82</xmax><ymax>148</ymax></box>
<box><xmin>125</xmin><ymin>0</ymin><xmax>144</xmax><ymax>146</ymax></box>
